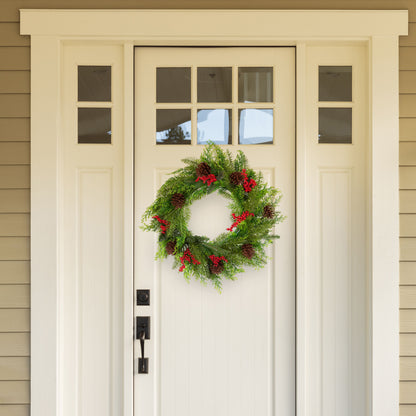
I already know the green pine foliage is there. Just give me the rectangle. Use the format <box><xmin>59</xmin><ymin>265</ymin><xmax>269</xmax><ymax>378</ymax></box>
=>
<box><xmin>141</xmin><ymin>143</ymin><xmax>284</xmax><ymax>291</ymax></box>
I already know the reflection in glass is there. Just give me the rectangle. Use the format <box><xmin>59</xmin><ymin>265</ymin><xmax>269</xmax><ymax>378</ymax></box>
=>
<box><xmin>78</xmin><ymin>66</ymin><xmax>111</xmax><ymax>102</ymax></box>
<box><xmin>156</xmin><ymin>109</ymin><xmax>191</xmax><ymax>145</ymax></box>
<box><xmin>197</xmin><ymin>67</ymin><xmax>232</xmax><ymax>103</ymax></box>
<box><xmin>319</xmin><ymin>108</ymin><xmax>352</xmax><ymax>143</ymax></box>
<box><xmin>238</xmin><ymin>67</ymin><xmax>273</xmax><ymax>103</ymax></box>
<box><xmin>156</xmin><ymin>67</ymin><xmax>191</xmax><ymax>103</ymax></box>
<box><xmin>239</xmin><ymin>109</ymin><xmax>273</xmax><ymax>144</ymax></box>
<box><xmin>319</xmin><ymin>66</ymin><xmax>352</xmax><ymax>102</ymax></box>
<box><xmin>78</xmin><ymin>108</ymin><xmax>112</xmax><ymax>144</ymax></box>
<box><xmin>197</xmin><ymin>109</ymin><xmax>232</xmax><ymax>145</ymax></box>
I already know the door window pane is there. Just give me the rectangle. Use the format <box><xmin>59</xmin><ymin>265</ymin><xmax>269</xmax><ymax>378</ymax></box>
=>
<box><xmin>197</xmin><ymin>109</ymin><xmax>232</xmax><ymax>145</ymax></box>
<box><xmin>319</xmin><ymin>66</ymin><xmax>352</xmax><ymax>102</ymax></box>
<box><xmin>197</xmin><ymin>67</ymin><xmax>232</xmax><ymax>103</ymax></box>
<box><xmin>78</xmin><ymin>108</ymin><xmax>111</xmax><ymax>144</ymax></box>
<box><xmin>78</xmin><ymin>66</ymin><xmax>111</xmax><ymax>102</ymax></box>
<box><xmin>238</xmin><ymin>67</ymin><xmax>273</xmax><ymax>103</ymax></box>
<box><xmin>239</xmin><ymin>109</ymin><xmax>273</xmax><ymax>145</ymax></box>
<box><xmin>319</xmin><ymin>108</ymin><xmax>352</xmax><ymax>143</ymax></box>
<box><xmin>156</xmin><ymin>109</ymin><xmax>191</xmax><ymax>145</ymax></box>
<box><xmin>156</xmin><ymin>67</ymin><xmax>191</xmax><ymax>103</ymax></box>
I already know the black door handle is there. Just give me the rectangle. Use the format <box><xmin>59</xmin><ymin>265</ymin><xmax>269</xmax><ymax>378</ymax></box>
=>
<box><xmin>138</xmin><ymin>330</ymin><xmax>148</xmax><ymax>374</ymax></box>
<box><xmin>136</xmin><ymin>316</ymin><xmax>150</xmax><ymax>374</ymax></box>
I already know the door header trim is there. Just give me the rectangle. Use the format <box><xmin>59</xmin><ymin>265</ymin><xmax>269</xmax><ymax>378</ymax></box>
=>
<box><xmin>20</xmin><ymin>9</ymin><xmax>407</xmax><ymax>39</ymax></box>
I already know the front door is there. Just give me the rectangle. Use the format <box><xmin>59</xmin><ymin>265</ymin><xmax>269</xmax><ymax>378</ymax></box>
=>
<box><xmin>134</xmin><ymin>47</ymin><xmax>295</xmax><ymax>416</ymax></box>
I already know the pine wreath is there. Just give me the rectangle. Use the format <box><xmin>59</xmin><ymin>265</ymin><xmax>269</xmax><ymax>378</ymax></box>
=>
<box><xmin>141</xmin><ymin>143</ymin><xmax>284</xmax><ymax>290</ymax></box>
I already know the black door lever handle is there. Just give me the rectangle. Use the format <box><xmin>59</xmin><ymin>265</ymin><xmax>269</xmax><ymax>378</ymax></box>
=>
<box><xmin>138</xmin><ymin>330</ymin><xmax>148</xmax><ymax>374</ymax></box>
<box><xmin>136</xmin><ymin>316</ymin><xmax>150</xmax><ymax>374</ymax></box>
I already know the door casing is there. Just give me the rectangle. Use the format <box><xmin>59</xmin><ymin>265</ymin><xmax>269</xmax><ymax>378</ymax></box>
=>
<box><xmin>20</xmin><ymin>9</ymin><xmax>408</xmax><ymax>416</ymax></box>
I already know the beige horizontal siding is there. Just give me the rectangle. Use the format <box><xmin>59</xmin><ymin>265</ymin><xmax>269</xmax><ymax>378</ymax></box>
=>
<box><xmin>0</xmin><ymin>191</ymin><xmax>30</xmax><ymax>213</ymax></box>
<box><xmin>401</xmin><ymin>238</ymin><xmax>416</xmax><ymax>261</ymax></box>
<box><xmin>402</xmin><ymin>357</ymin><xmax>416</xmax><ymax>380</ymax></box>
<box><xmin>0</xmin><ymin>48</ymin><xmax>29</xmax><ymax>71</ymax></box>
<box><xmin>401</xmin><ymin>167</ymin><xmax>416</xmax><ymax>189</ymax></box>
<box><xmin>0</xmin><ymin>262</ymin><xmax>29</xmax><ymax>284</ymax></box>
<box><xmin>401</xmin><ymin>142</ymin><xmax>416</xmax><ymax>165</ymax></box>
<box><xmin>0</xmin><ymin>405</ymin><xmax>29</xmax><ymax>416</ymax></box>
<box><xmin>401</xmin><ymin>119</ymin><xmax>416</xmax><ymax>141</ymax></box>
<box><xmin>401</xmin><ymin>95</ymin><xmax>416</xmax><ymax>118</ymax></box>
<box><xmin>0</xmin><ymin>95</ymin><xmax>29</xmax><ymax>118</ymax></box>
<box><xmin>0</xmin><ymin>333</ymin><xmax>29</xmax><ymax>356</ymax></box>
<box><xmin>0</xmin><ymin>238</ymin><xmax>29</xmax><ymax>261</ymax></box>
<box><xmin>0</xmin><ymin>24</ymin><xmax>28</xmax><ymax>46</ymax></box>
<box><xmin>0</xmin><ymin>357</ymin><xmax>29</xmax><ymax>380</ymax></box>
<box><xmin>0</xmin><ymin>143</ymin><xmax>29</xmax><ymax>165</ymax></box>
<box><xmin>402</xmin><ymin>215</ymin><xmax>416</xmax><ymax>236</ymax></box>
<box><xmin>0</xmin><ymin>72</ymin><xmax>29</xmax><ymax>94</ymax></box>
<box><xmin>0</xmin><ymin>381</ymin><xmax>29</xmax><ymax>404</ymax></box>
<box><xmin>401</xmin><ymin>405</ymin><xmax>416</xmax><ymax>416</ymax></box>
<box><xmin>0</xmin><ymin>119</ymin><xmax>29</xmax><ymax>141</ymax></box>
<box><xmin>402</xmin><ymin>262</ymin><xmax>416</xmax><ymax>285</ymax></box>
<box><xmin>0</xmin><ymin>310</ymin><xmax>29</xmax><ymax>332</ymax></box>
<box><xmin>0</xmin><ymin>214</ymin><xmax>29</xmax><ymax>236</ymax></box>
<box><xmin>402</xmin><ymin>191</ymin><xmax>416</xmax><ymax>213</ymax></box>
<box><xmin>0</xmin><ymin>166</ymin><xmax>29</xmax><ymax>188</ymax></box>
<box><xmin>0</xmin><ymin>286</ymin><xmax>29</xmax><ymax>308</ymax></box>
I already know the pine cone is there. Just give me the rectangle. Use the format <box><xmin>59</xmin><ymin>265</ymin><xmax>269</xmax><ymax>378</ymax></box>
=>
<box><xmin>241</xmin><ymin>243</ymin><xmax>255</xmax><ymax>259</ymax></box>
<box><xmin>209</xmin><ymin>262</ymin><xmax>224</xmax><ymax>275</ymax></box>
<box><xmin>171</xmin><ymin>193</ymin><xmax>185</xmax><ymax>209</ymax></box>
<box><xmin>263</xmin><ymin>205</ymin><xmax>275</xmax><ymax>219</ymax></box>
<box><xmin>165</xmin><ymin>240</ymin><xmax>176</xmax><ymax>255</ymax></box>
<box><xmin>229</xmin><ymin>171</ymin><xmax>245</xmax><ymax>186</ymax></box>
<box><xmin>196</xmin><ymin>162</ymin><xmax>211</xmax><ymax>177</ymax></box>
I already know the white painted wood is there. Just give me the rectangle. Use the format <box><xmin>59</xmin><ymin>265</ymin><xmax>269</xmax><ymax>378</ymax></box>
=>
<box><xmin>370</xmin><ymin>36</ymin><xmax>400</xmax><ymax>416</ymax></box>
<box><xmin>60</xmin><ymin>45</ymin><xmax>126</xmax><ymax>416</ymax></box>
<box><xmin>134</xmin><ymin>47</ymin><xmax>295</xmax><ymax>416</ymax></box>
<box><xmin>302</xmin><ymin>45</ymin><xmax>368</xmax><ymax>416</ymax></box>
<box><xmin>22</xmin><ymin>9</ymin><xmax>407</xmax><ymax>416</ymax></box>
<box><xmin>20</xmin><ymin>10</ymin><xmax>408</xmax><ymax>39</ymax></box>
<box><xmin>30</xmin><ymin>35</ymin><xmax>60</xmax><ymax>416</ymax></box>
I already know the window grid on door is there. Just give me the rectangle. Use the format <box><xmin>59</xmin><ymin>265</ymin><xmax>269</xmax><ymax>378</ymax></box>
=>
<box><xmin>155</xmin><ymin>65</ymin><xmax>276</xmax><ymax>146</ymax></box>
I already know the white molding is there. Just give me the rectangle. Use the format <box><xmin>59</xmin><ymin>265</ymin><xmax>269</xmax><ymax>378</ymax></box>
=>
<box><xmin>21</xmin><ymin>9</ymin><xmax>408</xmax><ymax>416</ymax></box>
<box><xmin>370</xmin><ymin>35</ymin><xmax>400</xmax><ymax>416</ymax></box>
<box><xmin>20</xmin><ymin>10</ymin><xmax>407</xmax><ymax>39</ymax></box>
<box><xmin>30</xmin><ymin>35</ymin><xmax>61</xmax><ymax>416</ymax></box>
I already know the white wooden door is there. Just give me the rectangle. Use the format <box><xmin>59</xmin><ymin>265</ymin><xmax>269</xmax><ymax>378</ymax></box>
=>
<box><xmin>134</xmin><ymin>47</ymin><xmax>295</xmax><ymax>416</ymax></box>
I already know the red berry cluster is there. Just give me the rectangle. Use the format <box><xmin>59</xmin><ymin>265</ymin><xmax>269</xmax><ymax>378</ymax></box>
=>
<box><xmin>179</xmin><ymin>248</ymin><xmax>201</xmax><ymax>272</ymax></box>
<box><xmin>241</xmin><ymin>169</ymin><xmax>257</xmax><ymax>192</ymax></box>
<box><xmin>152</xmin><ymin>215</ymin><xmax>169</xmax><ymax>234</ymax></box>
<box><xmin>227</xmin><ymin>211</ymin><xmax>254</xmax><ymax>232</ymax></box>
<box><xmin>195</xmin><ymin>174</ymin><xmax>217</xmax><ymax>186</ymax></box>
<box><xmin>209</xmin><ymin>255</ymin><xmax>228</xmax><ymax>265</ymax></box>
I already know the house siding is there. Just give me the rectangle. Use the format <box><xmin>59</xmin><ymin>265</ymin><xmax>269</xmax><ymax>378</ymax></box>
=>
<box><xmin>0</xmin><ymin>0</ymin><xmax>413</xmax><ymax>414</ymax></box>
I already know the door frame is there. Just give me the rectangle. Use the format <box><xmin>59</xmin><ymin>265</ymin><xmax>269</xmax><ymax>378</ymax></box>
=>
<box><xmin>20</xmin><ymin>9</ymin><xmax>408</xmax><ymax>416</ymax></box>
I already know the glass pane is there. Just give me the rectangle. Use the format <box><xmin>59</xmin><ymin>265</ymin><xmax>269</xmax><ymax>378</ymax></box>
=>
<box><xmin>78</xmin><ymin>108</ymin><xmax>111</xmax><ymax>144</ymax></box>
<box><xmin>239</xmin><ymin>109</ymin><xmax>273</xmax><ymax>145</ymax></box>
<box><xmin>319</xmin><ymin>66</ymin><xmax>352</xmax><ymax>102</ymax></box>
<box><xmin>197</xmin><ymin>67</ymin><xmax>232</xmax><ymax>102</ymax></box>
<box><xmin>319</xmin><ymin>108</ymin><xmax>352</xmax><ymax>143</ymax></box>
<box><xmin>197</xmin><ymin>109</ymin><xmax>232</xmax><ymax>145</ymax></box>
<box><xmin>78</xmin><ymin>66</ymin><xmax>111</xmax><ymax>102</ymax></box>
<box><xmin>156</xmin><ymin>67</ymin><xmax>191</xmax><ymax>103</ymax></box>
<box><xmin>156</xmin><ymin>109</ymin><xmax>191</xmax><ymax>145</ymax></box>
<box><xmin>238</xmin><ymin>67</ymin><xmax>273</xmax><ymax>103</ymax></box>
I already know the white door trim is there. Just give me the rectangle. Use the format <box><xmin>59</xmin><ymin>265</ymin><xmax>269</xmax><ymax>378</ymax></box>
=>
<box><xmin>20</xmin><ymin>9</ymin><xmax>408</xmax><ymax>416</ymax></box>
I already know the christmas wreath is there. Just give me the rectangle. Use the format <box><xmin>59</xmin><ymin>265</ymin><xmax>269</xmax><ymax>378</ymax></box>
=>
<box><xmin>141</xmin><ymin>143</ymin><xmax>284</xmax><ymax>290</ymax></box>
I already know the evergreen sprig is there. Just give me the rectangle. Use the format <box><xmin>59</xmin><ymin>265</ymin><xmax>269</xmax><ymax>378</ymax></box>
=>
<box><xmin>141</xmin><ymin>143</ymin><xmax>284</xmax><ymax>291</ymax></box>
